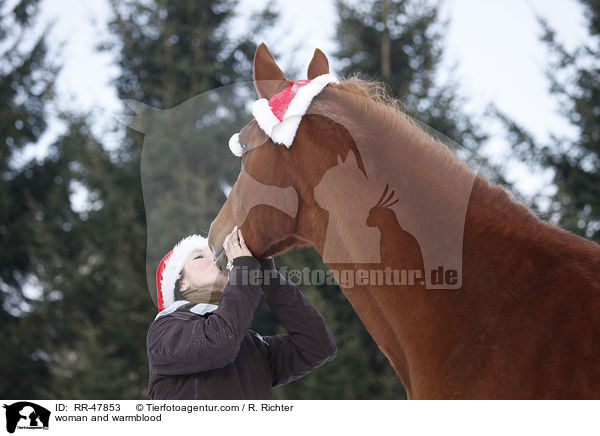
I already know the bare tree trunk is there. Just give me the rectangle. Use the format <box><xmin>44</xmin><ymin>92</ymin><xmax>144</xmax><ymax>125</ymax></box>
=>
<box><xmin>381</xmin><ymin>0</ymin><xmax>391</xmax><ymax>80</ymax></box>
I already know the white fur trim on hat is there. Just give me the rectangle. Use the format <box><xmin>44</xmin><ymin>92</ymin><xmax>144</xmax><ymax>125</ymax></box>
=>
<box><xmin>251</xmin><ymin>99</ymin><xmax>281</xmax><ymax>136</ymax></box>
<box><xmin>251</xmin><ymin>73</ymin><xmax>339</xmax><ymax>148</ymax></box>
<box><xmin>160</xmin><ymin>234</ymin><xmax>209</xmax><ymax>309</ymax></box>
<box><xmin>229</xmin><ymin>133</ymin><xmax>244</xmax><ymax>157</ymax></box>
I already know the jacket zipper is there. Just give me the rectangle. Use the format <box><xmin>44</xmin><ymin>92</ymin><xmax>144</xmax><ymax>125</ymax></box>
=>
<box><xmin>194</xmin><ymin>374</ymin><xmax>199</xmax><ymax>400</ymax></box>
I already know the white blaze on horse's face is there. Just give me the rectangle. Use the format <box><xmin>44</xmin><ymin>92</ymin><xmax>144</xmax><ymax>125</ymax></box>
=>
<box><xmin>228</xmin><ymin>74</ymin><xmax>339</xmax><ymax>156</ymax></box>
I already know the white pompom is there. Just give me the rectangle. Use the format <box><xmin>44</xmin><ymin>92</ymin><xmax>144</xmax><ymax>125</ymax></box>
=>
<box><xmin>228</xmin><ymin>133</ymin><xmax>243</xmax><ymax>157</ymax></box>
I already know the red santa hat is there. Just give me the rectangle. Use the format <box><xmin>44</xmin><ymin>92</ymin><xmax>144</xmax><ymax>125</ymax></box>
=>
<box><xmin>229</xmin><ymin>73</ymin><xmax>339</xmax><ymax>156</ymax></box>
<box><xmin>155</xmin><ymin>234</ymin><xmax>209</xmax><ymax>311</ymax></box>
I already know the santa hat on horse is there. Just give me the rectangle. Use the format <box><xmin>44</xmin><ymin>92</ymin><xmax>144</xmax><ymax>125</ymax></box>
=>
<box><xmin>229</xmin><ymin>73</ymin><xmax>339</xmax><ymax>155</ymax></box>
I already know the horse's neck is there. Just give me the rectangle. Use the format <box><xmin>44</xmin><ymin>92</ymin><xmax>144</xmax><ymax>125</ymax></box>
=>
<box><xmin>322</xmin><ymin>213</ymin><xmax>382</xmax><ymax>263</ymax></box>
<box><xmin>322</xmin><ymin>177</ymin><xmax>552</xmax><ymax>398</ymax></box>
<box><xmin>312</xmin><ymin>96</ymin><xmax>567</xmax><ymax>396</ymax></box>
<box><xmin>328</xmin><ymin>98</ymin><xmax>479</xmax><ymax>289</ymax></box>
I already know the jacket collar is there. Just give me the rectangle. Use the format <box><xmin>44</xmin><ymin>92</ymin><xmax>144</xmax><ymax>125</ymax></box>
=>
<box><xmin>155</xmin><ymin>300</ymin><xmax>218</xmax><ymax>320</ymax></box>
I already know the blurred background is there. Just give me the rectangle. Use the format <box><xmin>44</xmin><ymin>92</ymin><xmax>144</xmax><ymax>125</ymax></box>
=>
<box><xmin>1</xmin><ymin>0</ymin><xmax>598</xmax><ymax>399</ymax></box>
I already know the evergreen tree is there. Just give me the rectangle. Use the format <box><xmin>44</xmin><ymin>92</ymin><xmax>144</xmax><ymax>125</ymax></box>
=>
<box><xmin>496</xmin><ymin>0</ymin><xmax>600</xmax><ymax>243</ymax></box>
<box><xmin>334</xmin><ymin>0</ymin><xmax>510</xmax><ymax>185</ymax></box>
<box><xmin>0</xmin><ymin>0</ymin><xmax>59</xmax><ymax>397</ymax></box>
<box><xmin>2</xmin><ymin>0</ymin><xmax>280</xmax><ymax>399</ymax></box>
<box><xmin>33</xmin><ymin>114</ymin><xmax>150</xmax><ymax>398</ymax></box>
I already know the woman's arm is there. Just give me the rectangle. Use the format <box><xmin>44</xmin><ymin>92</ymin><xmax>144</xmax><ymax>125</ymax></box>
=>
<box><xmin>259</xmin><ymin>259</ymin><xmax>338</xmax><ymax>386</ymax></box>
<box><xmin>146</xmin><ymin>256</ymin><xmax>263</xmax><ymax>376</ymax></box>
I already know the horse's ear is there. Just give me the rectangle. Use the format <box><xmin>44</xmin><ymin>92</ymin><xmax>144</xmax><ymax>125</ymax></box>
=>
<box><xmin>253</xmin><ymin>43</ymin><xmax>289</xmax><ymax>99</ymax></box>
<box><xmin>307</xmin><ymin>48</ymin><xmax>330</xmax><ymax>79</ymax></box>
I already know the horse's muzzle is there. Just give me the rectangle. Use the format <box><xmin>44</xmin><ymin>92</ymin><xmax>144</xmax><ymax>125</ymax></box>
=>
<box><xmin>215</xmin><ymin>248</ymin><xmax>228</xmax><ymax>273</ymax></box>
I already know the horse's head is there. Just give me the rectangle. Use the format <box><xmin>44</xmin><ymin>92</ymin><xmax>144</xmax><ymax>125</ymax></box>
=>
<box><xmin>208</xmin><ymin>43</ymin><xmax>365</xmax><ymax>270</ymax></box>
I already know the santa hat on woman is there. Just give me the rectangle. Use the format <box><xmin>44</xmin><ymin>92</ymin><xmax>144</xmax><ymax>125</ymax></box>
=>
<box><xmin>155</xmin><ymin>234</ymin><xmax>209</xmax><ymax>311</ymax></box>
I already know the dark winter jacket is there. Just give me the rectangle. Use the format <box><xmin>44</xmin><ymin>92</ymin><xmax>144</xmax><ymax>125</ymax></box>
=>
<box><xmin>146</xmin><ymin>255</ymin><xmax>337</xmax><ymax>400</ymax></box>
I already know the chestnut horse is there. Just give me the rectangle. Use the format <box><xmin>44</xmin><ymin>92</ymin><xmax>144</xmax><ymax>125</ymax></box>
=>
<box><xmin>208</xmin><ymin>43</ymin><xmax>600</xmax><ymax>399</ymax></box>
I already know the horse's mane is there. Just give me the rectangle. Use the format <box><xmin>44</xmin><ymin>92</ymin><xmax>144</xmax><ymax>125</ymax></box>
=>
<box><xmin>334</xmin><ymin>74</ymin><xmax>404</xmax><ymax>114</ymax></box>
<box><xmin>332</xmin><ymin>74</ymin><xmax>450</xmax><ymax>157</ymax></box>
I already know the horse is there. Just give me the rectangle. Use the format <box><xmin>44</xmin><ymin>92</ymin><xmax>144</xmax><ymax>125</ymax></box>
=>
<box><xmin>207</xmin><ymin>43</ymin><xmax>600</xmax><ymax>399</ymax></box>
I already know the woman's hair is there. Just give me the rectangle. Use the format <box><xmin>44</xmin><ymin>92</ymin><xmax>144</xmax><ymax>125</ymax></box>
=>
<box><xmin>172</xmin><ymin>270</ymin><xmax>228</xmax><ymax>304</ymax></box>
<box><xmin>173</xmin><ymin>276</ymin><xmax>184</xmax><ymax>302</ymax></box>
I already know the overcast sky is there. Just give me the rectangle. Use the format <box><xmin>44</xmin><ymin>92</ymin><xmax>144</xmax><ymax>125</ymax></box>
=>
<box><xmin>24</xmin><ymin>0</ymin><xmax>591</xmax><ymax>199</ymax></box>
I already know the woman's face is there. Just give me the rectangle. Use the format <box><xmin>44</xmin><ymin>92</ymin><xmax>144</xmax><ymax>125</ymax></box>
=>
<box><xmin>181</xmin><ymin>247</ymin><xmax>227</xmax><ymax>291</ymax></box>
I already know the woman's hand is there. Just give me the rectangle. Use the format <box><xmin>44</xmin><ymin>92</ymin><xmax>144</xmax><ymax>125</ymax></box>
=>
<box><xmin>223</xmin><ymin>225</ymin><xmax>254</xmax><ymax>261</ymax></box>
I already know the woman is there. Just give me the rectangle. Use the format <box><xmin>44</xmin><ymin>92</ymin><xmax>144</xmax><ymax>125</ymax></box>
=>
<box><xmin>146</xmin><ymin>226</ymin><xmax>337</xmax><ymax>400</ymax></box>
